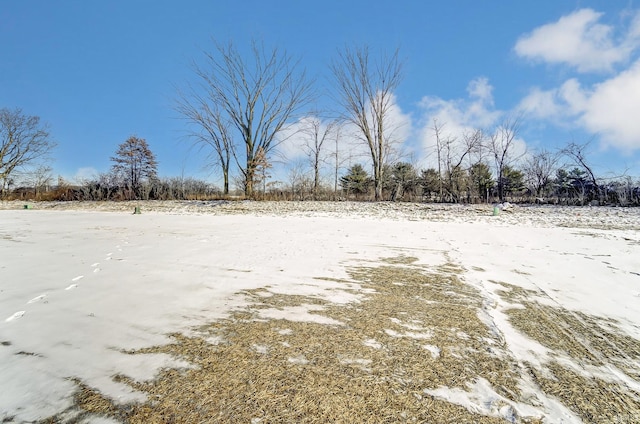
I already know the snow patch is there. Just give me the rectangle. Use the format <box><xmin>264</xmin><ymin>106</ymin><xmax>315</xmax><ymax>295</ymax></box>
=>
<box><xmin>422</xmin><ymin>344</ymin><xmax>441</xmax><ymax>358</ymax></box>
<box><xmin>363</xmin><ymin>338</ymin><xmax>382</xmax><ymax>349</ymax></box>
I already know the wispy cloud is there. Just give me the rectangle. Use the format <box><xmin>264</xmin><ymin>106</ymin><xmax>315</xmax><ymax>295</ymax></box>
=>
<box><xmin>72</xmin><ymin>167</ymin><xmax>99</xmax><ymax>183</ymax></box>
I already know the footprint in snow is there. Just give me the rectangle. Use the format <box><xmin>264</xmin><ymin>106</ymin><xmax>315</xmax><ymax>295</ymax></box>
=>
<box><xmin>65</xmin><ymin>284</ymin><xmax>78</xmax><ymax>291</ymax></box>
<box><xmin>71</xmin><ymin>276</ymin><xmax>84</xmax><ymax>282</ymax></box>
<box><xmin>91</xmin><ymin>263</ymin><xmax>100</xmax><ymax>267</ymax></box>
<box><xmin>5</xmin><ymin>311</ymin><xmax>25</xmax><ymax>322</ymax></box>
<box><xmin>27</xmin><ymin>294</ymin><xmax>46</xmax><ymax>304</ymax></box>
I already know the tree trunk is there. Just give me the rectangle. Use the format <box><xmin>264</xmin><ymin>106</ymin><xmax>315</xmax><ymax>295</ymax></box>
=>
<box><xmin>373</xmin><ymin>165</ymin><xmax>382</xmax><ymax>201</ymax></box>
<box><xmin>223</xmin><ymin>170</ymin><xmax>229</xmax><ymax>196</ymax></box>
<box><xmin>245</xmin><ymin>171</ymin><xmax>254</xmax><ymax>198</ymax></box>
<box><xmin>314</xmin><ymin>166</ymin><xmax>319</xmax><ymax>201</ymax></box>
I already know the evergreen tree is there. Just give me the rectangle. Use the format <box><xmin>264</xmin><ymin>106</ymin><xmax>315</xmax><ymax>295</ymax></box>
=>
<box><xmin>340</xmin><ymin>164</ymin><xmax>372</xmax><ymax>198</ymax></box>
<box><xmin>469</xmin><ymin>162</ymin><xmax>494</xmax><ymax>202</ymax></box>
<box><xmin>419</xmin><ymin>168</ymin><xmax>440</xmax><ymax>200</ymax></box>
<box><xmin>500</xmin><ymin>165</ymin><xmax>525</xmax><ymax>198</ymax></box>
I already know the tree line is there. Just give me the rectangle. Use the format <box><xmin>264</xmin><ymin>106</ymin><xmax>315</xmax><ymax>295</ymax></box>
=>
<box><xmin>1</xmin><ymin>40</ymin><xmax>639</xmax><ymax>205</ymax></box>
<box><xmin>338</xmin><ymin>160</ymin><xmax>640</xmax><ymax>206</ymax></box>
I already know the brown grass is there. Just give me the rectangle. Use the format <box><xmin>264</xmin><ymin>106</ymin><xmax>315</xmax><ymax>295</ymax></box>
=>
<box><xmin>55</xmin><ymin>256</ymin><xmax>543</xmax><ymax>423</ymax></box>
<box><xmin>41</xmin><ymin>255</ymin><xmax>640</xmax><ymax>423</ymax></box>
<box><xmin>528</xmin><ymin>362</ymin><xmax>640</xmax><ymax>423</ymax></box>
<box><xmin>499</xmin><ymin>284</ymin><xmax>640</xmax><ymax>423</ymax></box>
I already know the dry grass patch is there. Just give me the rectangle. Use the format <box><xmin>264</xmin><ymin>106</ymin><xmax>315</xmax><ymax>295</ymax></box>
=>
<box><xmin>498</xmin><ymin>284</ymin><xmax>640</xmax><ymax>423</ymax></box>
<box><xmin>528</xmin><ymin>361</ymin><xmax>640</xmax><ymax>423</ymax></box>
<box><xmin>508</xmin><ymin>302</ymin><xmax>640</xmax><ymax>368</ymax></box>
<box><xmin>63</xmin><ymin>257</ymin><xmax>543</xmax><ymax>423</ymax></box>
<box><xmin>493</xmin><ymin>281</ymin><xmax>539</xmax><ymax>302</ymax></box>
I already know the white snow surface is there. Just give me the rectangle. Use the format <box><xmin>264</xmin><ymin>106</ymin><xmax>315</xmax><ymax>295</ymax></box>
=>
<box><xmin>1</xmin><ymin>201</ymin><xmax>639</xmax><ymax>422</ymax></box>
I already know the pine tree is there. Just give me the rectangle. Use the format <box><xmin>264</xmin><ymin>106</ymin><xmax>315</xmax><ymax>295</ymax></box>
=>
<box><xmin>340</xmin><ymin>164</ymin><xmax>372</xmax><ymax>198</ymax></box>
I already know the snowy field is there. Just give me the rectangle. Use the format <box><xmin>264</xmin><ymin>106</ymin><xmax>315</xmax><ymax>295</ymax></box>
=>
<box><xmin>1</xmin><ymin>201</ymin><xmax>639</xmax><ymax>423</ymax></box>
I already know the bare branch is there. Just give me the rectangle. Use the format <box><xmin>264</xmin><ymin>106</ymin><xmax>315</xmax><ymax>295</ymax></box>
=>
<box><xmin>489</xmin><ymin>114</ymin><xmax>525</xmax><ymax>202</ymax></box>
<box><xmin>179</xmin><ymin>39</ymin><xmax>313</xmax><ymax>197</ymax></box>
<box><xmin>0</xmin><ymin>108</ymin><xmax>56</xmax><ymax>196</ymax></box>
<box><xmin>331</xmin><ymin>45</ymin><xmax>403</xmax><ymax>200</ymax></box>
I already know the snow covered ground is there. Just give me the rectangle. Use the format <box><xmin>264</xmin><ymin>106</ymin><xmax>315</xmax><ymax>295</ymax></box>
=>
<box><xmin>1</xmin><ymin>201</ymin><xmax>639</xmax><ymax>422</ymax></box>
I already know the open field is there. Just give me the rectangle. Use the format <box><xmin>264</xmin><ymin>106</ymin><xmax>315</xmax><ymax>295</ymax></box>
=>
<box><xmin>1</xmin><ymin>201</ymin><xmax>639</xmax><ymax>423</ymax></box>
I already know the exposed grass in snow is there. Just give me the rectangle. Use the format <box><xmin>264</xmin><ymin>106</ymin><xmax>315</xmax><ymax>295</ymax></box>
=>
<box><xmin>35</xmin><ymin>253</ymin><xmax>640</xmax><ymax>423</ymax></box>
<box><xmin>62</xmin><ymin>257</ymin><xmax>545</xmax><ymax>423</ymax></box>
<box><xmin>500</xmin><ymin>284</ymin><xmax>640</xmax><ymax>422</ymax></box>
<box><xmin>528</xmin><ymin>362</ymin><xmax>640</xmax><ymax>423</ymax></box>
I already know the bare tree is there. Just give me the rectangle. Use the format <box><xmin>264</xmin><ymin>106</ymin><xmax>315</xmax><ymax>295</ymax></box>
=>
<box><xmin>186</xmin><ymin>40</ymin><xmax>313</xmax><ymax>198</ymax></box>
<box><xmin>523</xmin><ymin>149</ymin><xmax>559</xmax><ymax>198</ymax></box>
<box><xmin>29</xmin><ymin>165</ymin><xmax>53</xmax><ymax>197</ymax></box>
<box><xmin>0</xmin><ymin>108</ymin><xmax>56</xmax><ymax>197</ymax></box>
<box><xmin>432</xmin><ymin>120</ymin><xmax>483</xmax><ymax>202</ymax></box>
<box><xmin>299</xmin><ymin>113</ymin><xmax>338</xmax><ymax>200</ymax></box>
<box><xmin>111</xmin><ymin>136</ymin><xmax>158</xmax><ymax>200</ymax></box>
<box><xmin>561</xmin><ymin>140</ymin><xmax>601</xmax><ymax>202</ymax></box>
<box><xmin>331</xmin><ymin>123</ymin><xmax>352</xmax><ymax>200</ymax></box>
<box><xmin>489</xmin><ymin>116</ymin><xmax>524</xmax><ymax>202</ymax></box>
<box><xmin>331</xmin><ymin>46</ymin><xmax>403</xmax><ymax>201</ymax></box>
<box><xmin>431</xmin><ymin>119</ymin><xmax>445</xmax><ymax>202</ymax></box>
<box><xmin>253</xmin><ymin>146</ymin><xmax>272</xmax><ymax>198</ymax></box>
<box><xmin>176</xmin><ymin>88</ymin><xmax>233</xmax><ymax>195</ymax></box>
<box><xmin>286</xmin><ymin>160</ymin><xmax>309</xmax><ymax>200</ymax></box>
<box><xmin>445</xmin><ymin>129</ymin><xmax>484</xmax><ymax>202</ymax></box>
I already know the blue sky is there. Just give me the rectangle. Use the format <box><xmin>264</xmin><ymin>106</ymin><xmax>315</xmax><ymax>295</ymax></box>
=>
<box><xmin>2</xmin><ymin>0</ymin><xmax>640</xmax><ymax>186</ymax></box>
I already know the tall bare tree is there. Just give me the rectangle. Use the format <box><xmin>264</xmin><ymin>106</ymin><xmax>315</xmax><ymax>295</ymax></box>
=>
<box><xmin>299</xmin><ymin>113</ymin><xmax>338</xmax><ymax>200</ymax></box>
<box><xmin>111</xmin><ymin>136</ymin><xmax>158</xmax><ymax>200</ymax></box>
<box><xmin>431</xmin><ymin>119</ymin><xmax>445</xmax><ymax>202</ymax></box>
<box><xmin>0</xmin><ymin>108</ymin><xmax>56</xmax><ymax>197</ymax></box>
<box><xmin>176</xmin><ymin>89</ymin><xmax>233</xmax><ymax>195</ymax></box>
<box><xmin>184</xmin><ymin>40</ymin><xmax>312</xmax><ymax>198</ymax></box>
<box><xmin>489</xmin><ymin>115</ymin><xmax>524</xmax><ymax>202</ymax></box>
<box><xmin>331</xmin><ymin>46</ymin><xmax>403</xmax><ymax>201</ymax></box>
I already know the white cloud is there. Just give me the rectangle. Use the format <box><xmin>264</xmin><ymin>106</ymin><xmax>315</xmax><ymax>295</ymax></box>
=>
<box><xmin>277</xmin><ymin>93</ymin><xmax>412</xmax><ymax>171</ymax></box>
<box><xmin>385</xmin><ymin>96</ymin><xmax>413</xmax><ymax>143</ymax></box>
<box><xmin>276</xmin><ymin>116</ymin><xmax>369</xmax><ymax>169</ymax></box>
<box><xmin>517</xmin><ymin>87</ymin><xmax>562</xmax><ymax>120</ymax></box>
<box><xmin>518</xmin><ymin>60</ymin><xmax>640</xmax><ymax>152</ymax></box>
<box><xmin>514</xmin><ymin>8</ymin><xmax>640</xmax><ymax>73</ymax></box>
<box><xmin>467</xmin><ymin>77</ymin><xmax>494</xmax><ymax>104</ymax></box>
<box><xmin>418</xmin><ymin>78</ymin><xmax>503</xmax><ymax>168</ymax></box>
<box><xmin>517</xmin><ymin>78</ymin><xmax>586</xmax><ymax>120</ymax></box>
<box><xmin>275</xmin><ymin>116</ymin><xmax>318</xmax><ymax>162</ymax></box>
<box><xmin>580</xmin><ymin>60</ymin><xmax>640</xmax><ymax>151</ymax></box>
<box><xmin>73</xmin><ymin>167</ymin><xmax>98</xmax><ymax>183</ymax></box>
